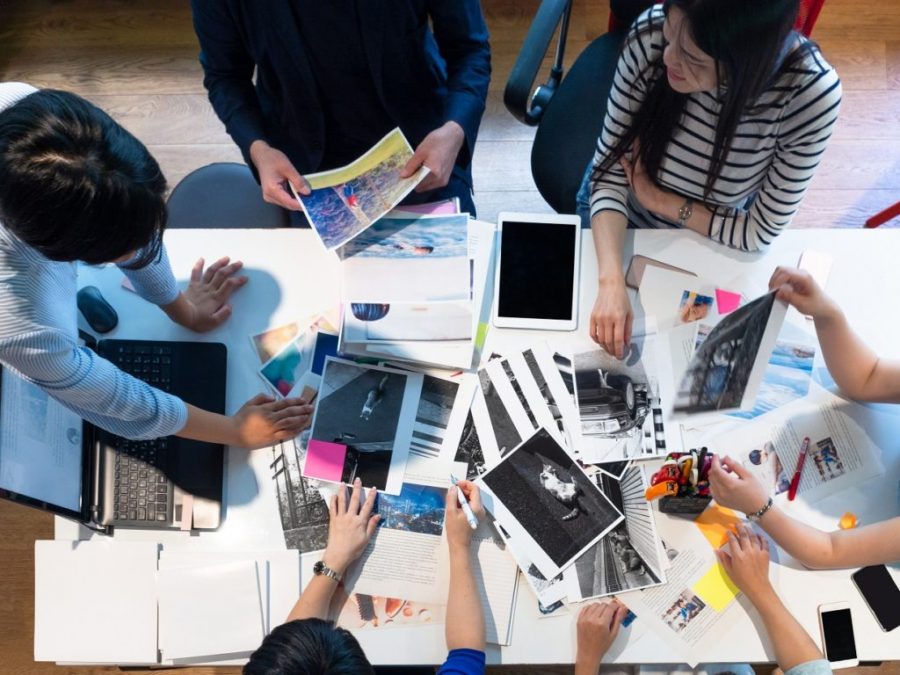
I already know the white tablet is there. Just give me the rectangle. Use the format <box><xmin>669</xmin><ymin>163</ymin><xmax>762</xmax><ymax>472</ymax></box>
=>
<box><xmin>492</xmin><ymin>212</ymin><xmax>581</xmax><ymax>331</ymax></box>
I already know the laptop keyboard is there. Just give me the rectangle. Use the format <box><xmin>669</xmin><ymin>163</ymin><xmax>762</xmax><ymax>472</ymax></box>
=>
<box><xmin>107</xmin><ymin>343</ymin><xmax>173</xmax><ymax>524</ymax></box>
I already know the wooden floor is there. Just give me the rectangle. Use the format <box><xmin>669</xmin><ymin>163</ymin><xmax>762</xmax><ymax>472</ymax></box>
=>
<box><xmin>0</xmin><ymin>1</ymin><xmax>898</xmax><ymax>673</ymax></box>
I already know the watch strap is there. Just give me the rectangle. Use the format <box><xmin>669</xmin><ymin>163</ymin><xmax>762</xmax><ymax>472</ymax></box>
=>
<box><xmin>314</xmin><ymin>561</ymin><xmax>342</xmax><ymax>583</ymax></box>
<box><xmin>677</xmin><ymin>198</ymin><xmax>694</xmax><ymax>227</ymax></box>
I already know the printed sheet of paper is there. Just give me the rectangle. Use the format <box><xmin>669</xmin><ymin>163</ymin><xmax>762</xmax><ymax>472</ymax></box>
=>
<box><xmin>270</xmin><ymin>438</ymin><xmax>331</xmax><ymax>553</ymax></box>
<box><xmin>493</xmin><ymin>519</ymin><xmax>573</xmax><ymax>608</ymax></box>
<box><xmin>294</xmin><ymin>128</ymin><xmax>429</xmax><ymax>251</ymax></box>
<box><xmin>638</xmin><ymin>266</ymin><xmax>719</xmax><ymax>328</ymax></box>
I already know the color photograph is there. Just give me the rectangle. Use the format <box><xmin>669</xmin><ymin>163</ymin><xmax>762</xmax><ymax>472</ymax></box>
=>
<box><xmin>250</xmin><ymin>321</ymin><xmax>302</xmax><ymax>365</ymax></box>
<box><xmin>258</xmin><ymin>335</ymin><xmax>309</xmax><ymax>397</ymax></box>
<box><xmin>663</xmin><ymin>590</ymin><xmax>708</xmax><ymax>633</ymax></box>
<box><xmin>376</xmin><ymin>483</ymin><xmax>446</xmax><ymax>536</ymax></box>
<box><xmin>727</xmin><ymin>339</ymin><xmax>816</xmax><ymax>420</ymax></box>
<box><xmin>296</xmin><ymin>128</ymin><xmax>429</xmax><ymax>251</ymax></box>
<box><xmin>338</xmin><ymin>214</ymin><xmax>469</xmax><ymax>260</ymax></box>
<box><xmin>810</xmin><ymin>436</ymin><xmax>846</xmax><ymax>481</ymax></box>
<box><xmin>480</xmin><ymin>429</ymin><xmax>623</xmax><ymax>574</ymax></box>
<box><xmin>344</xmin><ymin>302</ymin><xmax>473</xmax><ymax>343</ymax></box>
<box><xmin>678</xmin><ymin>291</ymin><xmax>714</xmax><ymax>324</ymax></box>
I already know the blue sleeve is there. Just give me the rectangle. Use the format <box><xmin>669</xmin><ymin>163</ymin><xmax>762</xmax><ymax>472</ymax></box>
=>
<box><xmin>427</xmin><ymin>0</ymin><xmax>491</xmax><ymax>169</ymax></box>
<box><xmin>436</xmin><ymin>648</ymin><xmax>486</xmax><ymax>675</ymax></box>
<box><xmin>117</xmin><ymin>243</ymin><xmax>180</xmax><ymax>306</ymax></box>
<box><xmin>784</xmin><ymin>660</ymin><xmax>832</xmax><ymax>675</ymax></box>
<box><xmin>190</xmin><ymin>0</ymin><xmax>269</xmax><ymax>161</ymax></box>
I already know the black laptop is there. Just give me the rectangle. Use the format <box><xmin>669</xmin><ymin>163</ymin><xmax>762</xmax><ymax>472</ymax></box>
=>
<box><xmin>0</xmin><ymin>339</ymin><xmax>227</xmax><ymax>534</ymax></box>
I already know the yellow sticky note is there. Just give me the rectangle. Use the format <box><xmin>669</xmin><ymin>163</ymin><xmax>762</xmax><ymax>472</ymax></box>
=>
<box><xmin>693</xmin><ymin>563</ymin><xmax>740</xmax><ymax>612</ymax></box>
<box><xmin>695</xmin><ymin>505</ymin><xmax>741</xmax><ymax>549</ymax></box>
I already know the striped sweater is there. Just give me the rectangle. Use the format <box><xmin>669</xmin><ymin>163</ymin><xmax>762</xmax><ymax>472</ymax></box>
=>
<box><xmin>0</xmin><ymin>82</ymin><xmax>188</xmax><ymax>440</ymax></box>
<box><xmin>589</xmin><ymin>7</ymin><xmax>842</xmax><ymax>252</ymax></box>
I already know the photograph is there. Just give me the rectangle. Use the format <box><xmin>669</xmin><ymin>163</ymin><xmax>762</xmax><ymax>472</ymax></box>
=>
<box><xmin>410</xmin><ymin>375</ymin><xmax>460</xmax><ymax>459</ymax></box>
<box><xmin>455</xmin><ymin>410</ymin><xmax>487</xmax><ymax>480</ymax></box>
<box><xmin>493</xmin><ymin>519</ymin><xmax>569</xmax><ymax>610</ymax></box>
<box><xmin>573</xmin><ymin>339</ymin><xmax>654</xmax><ymax>460</ymax></box>
<box><xmin>571</xmin><ymin>465</ymin><xmax>664</xmax><ymax>599</ymax></box>
<box><xmin>522</xmin><ymin>348</ymin><xmax>564</xmax><ymax>432</ymax></box>
<box><xmin>477</xmin><ymin>368</ymin><xmax>523</xmax><ymax>457</ymax></box>
<box><xmin>810</xmin><ymin>436</ymin><xmax>846</xmax><ymax>481</ymax></box>
<box><xmin>270</xmin><ymin>436</ymin><xmax>330</xmax><ymax>553</ymax></box>
<box><xmin>250</xmin><ymin>321</ymin><xmax>302</xmax><ymax>365</ymax></box>
<box><xmin>480</xmin><ymin>428</ymin><xmax>623</xmax><ymax>574</ymax></box>
<box><xmin>338</xmin><ymin>214</ymin><xmax>468</xmax><ymax>260</ymax></box>
<box><xmin>259</xmin><ymin>335</ymin><xmax>310</xmax><ymax>397</ymax></box>
<box><xmin>727</xmin><ymin>339</ymin><xmax>815</xmax><ymax>420</ymax></box>
<box><xmin>336</xmin><ymin>592</ymin><xmax>443</xmax><ymax>631</ymax></box>
<box><xmin>501</xmin><ymin>359</ymin><xmax>538</xmax><ymax>428</ymax></box>
<box><xmin>297</xmin><ymin>128</ymin><xmax>429</xmax><ymax>251</ymax></box>
<box><xmin>344</xmin><ymin>301</ymin><xmax>472</xmax><ymax>343</ymax></box>
<box><xmin>306</xmin><ymin>358</ymin><xmax>422</xmax><ymax>495</ymax></box>
<box><xmin>674</xmin><ymin>291</ymin><xmax>785</xmax><ymax>414</ymax></box>
<box><xmin>375</xmin><ymin>483</ymin><xmax>446</xmax><ymax>536</ymax></box>
<box><xmin>678</xmin><ymin>291</ymin><xmax>714</xmax><ymax>324</ymax></box>
<box><xmin>744</xmin><ymin>441</ymin><xmax>792</xmax><ymax>495</ymax></box>
<box><xmin>663</xmin><ymin>589</ymin><xmax>708</xmax><ymax>633</ymax></box>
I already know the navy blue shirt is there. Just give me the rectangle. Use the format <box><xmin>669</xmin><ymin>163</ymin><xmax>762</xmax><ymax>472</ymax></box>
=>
<box><xmin>437</xmin><ymin>648</ymin><xmax>486</xmax><ymax>675</ymax></box>
<box><xmin>290</xmin><ymin>0</ymin><xmax>395</xmax><ymax>170</ymax></box>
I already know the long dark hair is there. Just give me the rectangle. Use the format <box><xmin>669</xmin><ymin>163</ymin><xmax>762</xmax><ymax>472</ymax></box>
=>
<box><xmin>0</xmin><ymin>89</ymin><xmax>167</xmax><ymax>268</ymax></box>
<box><xmin>596</xmin><ymin>0</ymin><xmax>804</xmax><ymax>200</ymax></box>
<box><xmin>243</xmin><ymin>619</ymin><xmax>374</xmax><ymax>675</ymax></box>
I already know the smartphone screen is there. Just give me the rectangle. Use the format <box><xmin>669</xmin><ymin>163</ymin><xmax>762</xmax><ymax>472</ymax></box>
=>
<box><xmin>853</xmin><ymin>565</ymin><xmax>900</xmax><ymax>631</ymax></box>
<box><xmin>821</xmin><ymin>608</ymin><xmax>857</xmax><ymax>662</ymax></box>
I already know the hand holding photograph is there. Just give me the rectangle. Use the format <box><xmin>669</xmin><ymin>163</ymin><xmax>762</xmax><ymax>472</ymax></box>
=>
<box><xmin>477</xmin><ymin>428</ymin><xmax>623</xmax><ymax>579</ymax></box>
<box><xmin>673</xmin><ymin>291</ymin><xmax>787</xmax><ymax>416</ymax></box>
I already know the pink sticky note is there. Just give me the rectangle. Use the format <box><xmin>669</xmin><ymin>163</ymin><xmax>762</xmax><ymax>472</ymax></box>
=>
<box><xmin>715</xmin><ymin>289</ymin><xmax>742</xmax><ymax>315</ymax></box>
<box><xmin>179</xmin><ymin>493</ymin><xmax>194</xmax><ymax>531</ymax></box>
<box><xmin>304</xmin><ymin>440</ymin><xmax>347</xmax><ymax>483</ymax></box>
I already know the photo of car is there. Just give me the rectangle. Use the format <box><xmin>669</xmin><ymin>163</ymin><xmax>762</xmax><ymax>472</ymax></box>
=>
<box><xmin>577</xmin><ymin>369</ymin><xmax>650</xmax><ymax>437</ymax></box>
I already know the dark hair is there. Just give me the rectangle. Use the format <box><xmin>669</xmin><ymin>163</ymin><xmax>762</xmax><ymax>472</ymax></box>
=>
<box><xmin>748</xmin><ymin>449</ymin><xmax>763</xmax><ymax>465</ymax></box>
<box><xmin>243</xmin><ymin>619</ymin><xmax>374</xmax><ymax>675</ymax></box>
<box><xmin>0</xmin><ymin>89</ymin><xmax>167</xmax><ymax>267</ymax></box>
<box><xmin>596</xmin><ymin>0</ymin><xmax>804</xmax><ymax>200</ymax></box>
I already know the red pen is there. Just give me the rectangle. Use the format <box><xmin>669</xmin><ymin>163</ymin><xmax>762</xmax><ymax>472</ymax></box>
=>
<box><xmin>787</xmin><ymin>436</ymin><xmax>810</xmax><ymax>501</ymax></box>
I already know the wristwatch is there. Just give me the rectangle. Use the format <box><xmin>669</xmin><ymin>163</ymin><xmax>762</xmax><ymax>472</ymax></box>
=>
<box><xmin>313</xmin><ymin>560</ymin><xmax>342</xmax><ymax>584</ymax></box>
<box><xmin>677</xmin><ymin>198</ymin><xmax>694</xmax><ymax>227</ymax></box>
<box><xmin>747</xmin><ymin>497</ymin><xmax>774</xmax><ymax>522</ymax></box>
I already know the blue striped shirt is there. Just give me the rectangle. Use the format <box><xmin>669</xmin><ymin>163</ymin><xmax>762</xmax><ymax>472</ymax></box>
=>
<box><xmin>0</xmin><ymin>82</ymin><xmax>188</xmax><ymax>440</ymax></box>
<box><xmin>590</xmin><ymin>7</ymin><xmax>842</xmax><ymax>252</ymax></box>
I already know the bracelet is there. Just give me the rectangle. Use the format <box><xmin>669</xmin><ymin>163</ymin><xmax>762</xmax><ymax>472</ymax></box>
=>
<box><xmin>747</xmin><ymin>497</ymin><xmax>774</xmax><ymax>522</ymax></box>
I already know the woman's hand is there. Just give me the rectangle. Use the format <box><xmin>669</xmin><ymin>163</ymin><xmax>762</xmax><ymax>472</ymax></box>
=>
<box><xmin>769</xmin><ymin>266</ymin><xmax>839</xmax><ymax>321</ymax></box>
<box><xmin>164</xmin><ymin>257</ymin><xmax>248</xmax><ymax>332</ymax></box>
<box><xmin>575</xmin><ymin>601</ymin><xmax>627</xmax><ymax>675</ymax></box>
<box><xmin>709</xmin><ymin>455</ymin><xmax>770</xmax><ymax>516</ymax></box>
<box><xmin>620</xmin><ymin>144</ymin><xmax>668</xmax><ymax>214</ymax></box>
<box><xmin>716</xmin><ymin>524</ymin><xmax>774</xmax><ymax>604</ymax></box>
<box><xmin>591</xmin><ymin>277</ymin><xmax>633</xmax><ymax>359</ymax></box>
<box><xmin>231</xmin><ymin>393</ymin><xmax>313</xmax><ymax>449</ymax></box>
<box><xmin>445</xmin><ymin>480</ymin><xmax>484</xmax><ymax>550</ymax></box>
<box><xmin>249</xmin><ymin>139</ymin><xmax>309</xmax><ymax>210</ymax></box>
<box><xmin>323</xmin><ymin>478</ymin><xmax>380</xmax><ymax>575</ymax></box>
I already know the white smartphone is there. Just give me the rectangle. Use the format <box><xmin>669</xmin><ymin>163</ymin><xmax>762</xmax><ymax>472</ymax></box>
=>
<box><xmin>818</xmin><ymin>602</ymin><xmax>859</xmax><ymax>669</ymax></box>
<box><xmin>492</xmin><ymin>212</ymin><xmax>581</xmax><ymax>331</ymax></box>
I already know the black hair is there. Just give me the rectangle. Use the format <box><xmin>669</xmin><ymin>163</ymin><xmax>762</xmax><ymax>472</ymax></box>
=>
<box><xmin>0</xmin><ymin>89</ymin><xmax>167</xmax><ymax>267</ymax></box>
<box><xmin>243</xmin><ymin>619</ymin><xmax>375</xmax><ymax>675</ymax></box>
<box><xmin>595</xmin><ymin>0</ymin><xmax>804</xmax><ymax>201</ymax></box>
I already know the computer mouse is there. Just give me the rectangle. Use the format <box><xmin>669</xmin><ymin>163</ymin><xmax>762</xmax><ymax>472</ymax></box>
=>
<box><xmin>77</xmin><ymin>285</ymin><xmax>119</xmax><ymax>333</ymax></box>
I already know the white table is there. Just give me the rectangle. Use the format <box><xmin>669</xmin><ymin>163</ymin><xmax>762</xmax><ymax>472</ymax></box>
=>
<box><xmin>56</xmin><ymin>227</ymin><xmax>900</xmax><ymax>666</ymax></box>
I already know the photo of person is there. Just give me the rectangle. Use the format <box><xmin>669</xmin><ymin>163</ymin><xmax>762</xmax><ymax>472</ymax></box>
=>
<box><xmin>375</xmin><ymin>483</ymin><xmax>446</xmax><ymax>536</ymax></box>
<box><xmin>678</xmin><ymin>291</ymin><xmax>715</xmax><ymax>324</ymax></box>
<box><xmin>338</xmin><ymin>213</ymin><xmax>468</xmax><ymax>260</ymax></box>
<box><xmin>674</xmin><ymin>291</ymin><xmax>784</xmax><ymax>414</ymax></box>
<box><xmin>746</xmin><ymin>441</ymin><xmax>792</xmax><ymax>495</ymax></box>
<box><xmin>480</xmin><ymin>429</ymin><xmax>623</xmax><ymax>572</ymax></box>
<box><xmin>810</xmin><ymin>437</ymin><xmax>845</xmax><ymax>481</ymax></box>
<box><xmin>663</xmin><ymin>590</ymin><xmax>707</xmax><ymax>633</ymax></box>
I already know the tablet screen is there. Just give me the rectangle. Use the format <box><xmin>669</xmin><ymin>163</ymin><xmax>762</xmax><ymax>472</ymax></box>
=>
<box><xmin>497</xmin><ymin>220</ymin><xmax>576</xmax><ymax>320</ymax></box>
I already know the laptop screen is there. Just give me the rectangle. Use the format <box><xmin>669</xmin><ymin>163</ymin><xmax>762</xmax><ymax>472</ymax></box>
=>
<box><xmin>0</xmin><ymin>368</ymin><xmax>84</xmax><ymax>513</ymax></box>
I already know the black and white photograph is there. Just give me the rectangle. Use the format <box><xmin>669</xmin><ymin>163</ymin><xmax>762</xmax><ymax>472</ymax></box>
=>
<box><xmin>480</xmin><ymin>428</ymin><xmax>623</xmax><ymax>577</ymax></box>
<box><xmin>308</xmin><ymin>358</ymin><xmax>422</xmax><ymax>495</ymax></box>
<box><xmin>573</xmin><ymin>338</ymin><xmax>655</xmax><ymax>461</ymax></box>
<box><xmin>501</xmin><ymin>359</ymin><xmax>538</xmax><ymax>428</ymax></box>
<box><xmin>569</xmin><ymin>465</ymin><xmax>665</xmax><ymax>599</ymax></box>
<box><xmin>455</xmin><ymin>410</ymin><xmax>487</xmax><ymax>480</ymax></box>
<box><xmin>477</xmin><ymin>368</ymin><xmax>523</xmax><ymax>456</ymax></box>
<box><xmin>673</xmin><ymin>291</ymin><xmax>786</xmax><ymax>414</ymax></box>
<box><xmin>270</xmin><ymin>438</ymin><xmax>330</xmax><ymax>553</ymax></box>
<box><xmin>493</xmin><ymin>519</ymin><xmax>570</xmax><ymax>610</ymax></box>
<box><xmin>522</xmin><ymin>347</ymin><xmax>566</xmax><ymax>437</ymax></box>
<box><xmin>409</xmin><ymin>374</ymin><xmax>460</xmax><ymax>459</ymax></box>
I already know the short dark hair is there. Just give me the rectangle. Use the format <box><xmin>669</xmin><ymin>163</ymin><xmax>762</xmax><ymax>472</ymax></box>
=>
<box><xmin>0</xmin><ymin>89</ymin><xmax>167</xmax><ymax>267</ymax></box>
<box><xmin>243</xmin><ymin>619</ymin><xmax>374</xmax><ymax>675</ymax></box>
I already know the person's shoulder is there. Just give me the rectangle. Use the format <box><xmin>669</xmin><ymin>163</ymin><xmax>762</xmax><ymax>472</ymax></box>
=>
<box><xmin>436</xmin><ymin>648</ymin><xmax>486</xmax><ymax>675</ymax></box>
<box><xmin>0</xmin><ymin>82</ymin><xmax>38</xmax><ymax>113</ymax></box>
<box><xmin>779</xmin><ymin>39</ymin><xmax>841</xmax><ymax>96</ymax></box>
<box><xmin>621</xmin><ymin>6</ymin><xmax>665</xmax><ymax>67</ymax></box>
<box><xmin>783</xmin><ymin>658</ymin><xmax>833</xmax><ymax>675</ymax></box>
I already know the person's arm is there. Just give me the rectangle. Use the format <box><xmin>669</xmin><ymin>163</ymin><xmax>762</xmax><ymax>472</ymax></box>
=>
<box><xmin>590</xmin><ymin>210</ymin><xmax>632</xmax><ymax>359</ymax></box>
<box><xmin>444</xmin><ymin>480</ymin><xmax>485</xmax><ymax>653</ymax></box>
<box><xmin>574</xmin><ymin>601</ymin><xmax>627</xmax><ymax>675</ymax></box>
<box><xmin>180</xmin><ymin>396</ymin><xmax>312</xmax><ymax>449</ymax></box>
<box><xmin>286</xmin><ymin>479</ymin><xmax>380</xmax><ymax>622</ymax></box>
<box><xmin>717</xmin><ymin>524</ymin><xmax>824</xmax><ymax>671</ymax></box>
<box><xmin>709</xmin><ymin>455</ymin><xmax>900</xmax><ymax>568</ymax></box>
<box><xmin>769</xmin><ymin>267</ymin><xmax>900</xmax><ymax>402</ymax></box>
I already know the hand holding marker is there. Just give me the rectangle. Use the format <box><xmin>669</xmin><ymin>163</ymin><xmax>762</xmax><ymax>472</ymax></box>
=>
<box><xmin>451</xmin><ymin>474</ymin><xmax>479</xmax><ymax>530</ymax></box>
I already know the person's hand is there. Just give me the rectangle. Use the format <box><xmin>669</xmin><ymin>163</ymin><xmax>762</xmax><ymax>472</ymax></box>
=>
<box><xmin>709</xmin><ymin>455</ymin><xmax>770</xmax><ymax>516</ymax></box>
<box><xmin>322</xmin><ymin>478</ymin><xmax>380</xmax><ymax>575</ymax></box>
<box><xmin>590</xmin><ymin>277</ymin><xmax>633</xmax><ymax>358</ymax></box>
<box><xmin>445</xmin><ymin>480</ymin><xmax>484</xmax><ymax>550</ymax></box>
<box><xmin>575</xmin><ymin>601</ymin><xmax>627</xmax><ymax>675</ymax></box>
<box><xmin>716</xmin><ymin>523</ymin><xmax>773</xmax><ymax>604</ymax></box>
<box><xmin>231</xmin><ymin>393</ymin><xmax>314</xmax><ymax>449</ymax></box>
<box><xmin>249</xmin><ymin>140</ymin><xmax>309</xmax><ymax>210</ymax></box>
<box><xmin>769</xmin><ymin>266</ymin><xmax>840</xmax><ymax>321</ymax></box>
<box><xmin>165</xmin><ymin>257</ymin><xmax>248</xmax><ymax>332</ymax></box>
<box><xmin>620</xmin><ymin>143</ymin><xmax>668</xmax><ymax>214</ymax></box>
<box><xmin>400</xmin><ymin>121</ymin><xmax>465</xmax><ymax>192</ymax></box>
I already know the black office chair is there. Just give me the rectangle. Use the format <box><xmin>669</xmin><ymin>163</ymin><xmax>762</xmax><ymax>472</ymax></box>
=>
<box><xmin>504</xmin><ymin>0</ymin><xmax>654</xmax><ymax>214</ymax></box>
<box><xmin>166</xmin><ymin>162</ymin><xmax>290</xmax><ymax>229</ymax></box>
